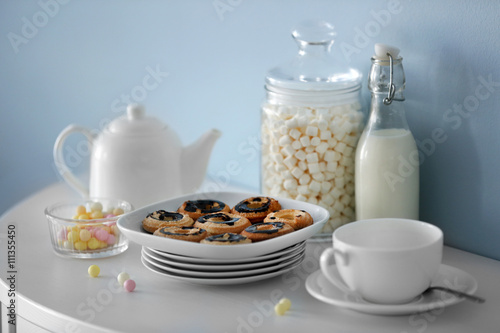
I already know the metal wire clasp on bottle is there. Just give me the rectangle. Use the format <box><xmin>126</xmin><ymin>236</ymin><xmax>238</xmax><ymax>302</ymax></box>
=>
<box><xmin>383</xmin><ymin>52</ymin><xmax>406</xmax><ymax>105</ymax></box>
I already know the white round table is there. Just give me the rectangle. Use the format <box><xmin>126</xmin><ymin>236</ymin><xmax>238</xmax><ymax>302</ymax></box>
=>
<box><xmin>1</xmin><ymin>182</ymin><xmax>499</xmax><ymax>332</ymax></box>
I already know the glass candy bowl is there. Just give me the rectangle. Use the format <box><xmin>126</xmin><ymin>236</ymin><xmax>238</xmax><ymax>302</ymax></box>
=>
<box><xmin>45</xmin><ymin>198</ymin><xmax>133</xmax><ymax>258</ymax></box>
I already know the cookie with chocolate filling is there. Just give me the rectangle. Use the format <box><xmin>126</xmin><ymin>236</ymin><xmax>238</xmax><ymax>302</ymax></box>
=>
<box><xmin>231</xmin><ymin>197</ymin><xmax>281</xmax><ymax>224</ymax></box>
<box><xmin>153</xmin><ymin>226</ymin><xmax>207</xmax><ymax>242</ymax></box>
<box><xmin>194</xmin><ymin>212</ymin><xmax>251</xmax><ymax>235</ymax></box>
<box><xmin>240</xmin><ymin>222</ymin><xmax>294</xmax><ymax>242</ymax></box>
<box><xmin>264</xmin><ymin>209</ymin><xmax>313</xmax><ymax>230</ymax></box>
<box><xmin>178</xmin><ymin>199</ymin><xmax>230</xmax><ymax>221</ymax></box>
<box><xmin>200</xmin><ymin>233</ymin><xmax>252</xmax><ymax>245</ymax></box>
<box><xmin>142</xmin><ymin>210</ymin><xmax>193</xmax><ymax>233</ymax></box>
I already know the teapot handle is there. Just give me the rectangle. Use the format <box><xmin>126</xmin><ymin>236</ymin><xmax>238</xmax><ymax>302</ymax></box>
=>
<box><xmin>53</xmin><ymin>124</ymin><xmax>94</xmax><ymax>198</ymax></box>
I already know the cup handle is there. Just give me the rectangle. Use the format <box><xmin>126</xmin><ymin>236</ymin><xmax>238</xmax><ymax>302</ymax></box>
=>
<box><xmin>319</xmin><ymin>247</ymin><xmax>352</xmax><ymax>294</ymax></box>
<box><xmin>53</xmin><ymin>124</ymin><xmax>93</xmax><ymax>197</ymax></box>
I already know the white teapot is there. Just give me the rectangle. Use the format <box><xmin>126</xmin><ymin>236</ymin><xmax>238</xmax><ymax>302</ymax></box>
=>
<box><xmin>54</xmin><ymin>104</ymin><xmax>221</xmax><ymax>208</ymax></box>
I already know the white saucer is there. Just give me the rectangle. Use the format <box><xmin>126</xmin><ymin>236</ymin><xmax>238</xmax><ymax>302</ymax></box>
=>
<box><xmin>142</xmin><ymin>248</ymin><xmax>305</xmax><ymax>278</ymax></box>
<box><xmin>143</xmin><ymin>243</ymin><xmax>305</xmax><ymax>271</ymax></box>
<box><xmin>141</xmin><ymin>252</ymin><xmax>305</xmax><ymax>285</ymax></box>
<box><xmin>305</xmin><ymin>264</ymin><xmax>478</xmax><ymax>316</ymax></box>
<box><xmin>145</xmin><ymin>241</ymin><xmax>306</xmax><ymax>265</ymax></box>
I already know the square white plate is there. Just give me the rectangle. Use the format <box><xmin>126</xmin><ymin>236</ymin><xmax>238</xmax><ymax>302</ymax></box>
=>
<box><xmin>117</xmin><ymin>191</ymin><xmax>329</xmax><ymax>259</ymax></box>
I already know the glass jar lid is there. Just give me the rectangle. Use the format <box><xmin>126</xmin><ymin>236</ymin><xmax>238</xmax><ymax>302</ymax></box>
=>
<box><xmin>265</xmin><ymin>20</ymin><xmax>362</xmax><ymax>92</ymax></box>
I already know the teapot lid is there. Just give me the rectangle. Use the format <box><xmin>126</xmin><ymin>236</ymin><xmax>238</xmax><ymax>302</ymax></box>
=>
<box><xmin>107</xmin><ymin>104</ymin><xmax>166</xmax><ymax>135</ymax></box>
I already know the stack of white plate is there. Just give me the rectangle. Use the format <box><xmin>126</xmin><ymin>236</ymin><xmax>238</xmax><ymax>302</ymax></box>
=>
<box><xmin>118</xmin><ymin>191</ymin><xmax>330</xmax><ymax>285</ymax></box>
<box><xmin>141</xmin><ymin>241</ymin><xmax>306</xmax><ymax>285</ymax></box>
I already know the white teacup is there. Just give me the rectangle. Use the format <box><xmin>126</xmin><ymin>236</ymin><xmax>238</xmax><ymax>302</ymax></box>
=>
<box><xmin>320</xmin><ymin>218</ymin><xmax>443</xmax><ymax>304</ymax></box>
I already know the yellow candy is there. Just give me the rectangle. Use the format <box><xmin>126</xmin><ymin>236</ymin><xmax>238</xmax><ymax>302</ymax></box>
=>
<box><xmin>80</xmin><ymin>229</ymin><xmax>91</xmax><ymax>242</ymax></box>
<box><xmin>88</xmin><ymin>237</ymin><xmax>100</xmax><ymax>250</ymax></box>
<box><xmin>72</xmin><ymin>214</ymin><xmax>80</xmax><ymax>219</ymax></box>
<box><xmin>88</xmin><ymin>265</ymin><xmax>100</xmax><ymax>278</ymax></box>
<box><xmin>74</xmin><ymin>241</ymin><xmax>88</xmax><ymax>251</ymax></box>
<box><xmin>76</xmin><ymin>205</ymin><xmax>87</xmax><ymax>215</ymax></box>
<box><xmin>78</xmin><ymin>214</ymin><xmax>90</xmax><ymax>220</ymax></box>
<box><xmin>274</xmin><ymin>303</ymin><xmax>287</xmax><ymax>316</ymax></box>
<box><xmin>99</xmin><ymin>241</ymin><xmax>108</xmax><ymax>249</ymax></box>
<box><xmin>90</xmin><ymin>211</ymin><xmax>104</xmax><ymax>219</ymax></box>
<box><xmin>274</xmin><ymin>298</ymin><xmax>291</xmax><ymax>316</ymax></box>
<box><xmin>279</xmin><ymin>298</ymin><xmax>291</xmax><ymax>311</ymax></box>
<box><xmin>111</xmin><ymin>225</ymin><xmax>119</xmax><ymax>235</ymax></box>
<box><xmin>113</xmin><ymin>207</ymin><xmax>124</xmax><ymax>216</ymax></box>
<box><xmin>90</xmin><ymin>201</ymin><xmax>103</xmax><ymax>212</ymax></box>
<box><xmin>67</xmin><ymin>230</ymin><xmax>80</xmax><ymax>243</ymax></box>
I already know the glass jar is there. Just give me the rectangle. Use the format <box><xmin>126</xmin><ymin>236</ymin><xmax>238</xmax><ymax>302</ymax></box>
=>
<box><xmin>261</xmin><ymin>20</ymin><xmax>364</xmax><ymax>238</ymax></box>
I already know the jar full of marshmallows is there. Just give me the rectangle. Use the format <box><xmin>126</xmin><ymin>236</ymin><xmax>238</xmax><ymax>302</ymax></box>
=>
<box><xmin>261</xmin><ymin>20</ymin><xmax>364</xmax><ymax>237</ymax></box>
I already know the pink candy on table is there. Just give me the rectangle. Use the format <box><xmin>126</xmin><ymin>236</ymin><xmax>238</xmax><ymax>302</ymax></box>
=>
<box><xmin>123</xmin><ymin>279</ymin><xmax>136</xmax><ymax>292</ymax></box>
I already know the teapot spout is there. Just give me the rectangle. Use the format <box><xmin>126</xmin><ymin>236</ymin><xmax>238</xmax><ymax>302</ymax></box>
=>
<box><xmin>181</xmin><ymin>129</ymin><xmax>221</xmax><ymax>194</ymax></box>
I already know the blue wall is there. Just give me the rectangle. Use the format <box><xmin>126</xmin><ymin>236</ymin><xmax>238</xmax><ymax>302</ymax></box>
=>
<box><xmin>1</xmin><ymin>0</ymin><xmax>499</xmax><ymax>260</ymax></box>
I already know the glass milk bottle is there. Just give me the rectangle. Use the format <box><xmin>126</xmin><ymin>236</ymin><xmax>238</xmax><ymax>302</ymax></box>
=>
<box><xmin>261</xmin><ymin>20</ymin><xmax>364</xmax><ymax>235</ymax></box>
<box><xmin>355</xmin><ymin>44</ymin><xmax>419</xmax><ymax>220</ymax></box>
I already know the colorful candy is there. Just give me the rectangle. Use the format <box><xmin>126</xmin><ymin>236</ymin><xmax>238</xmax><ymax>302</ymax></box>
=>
<box><xmin>90</xmin><ymin>201</ymin><xmax>103</xmax><ymax>212</ymax></box>
<box><xmin>113</xmin><ymin>207</ymin><xmax>124</xmax><ymax>216</ymax></box>
<box><xmin>76</xmin><ymin>205</ymin><xmax>87</xmax><ymax>216</ymax></box>
<box><xmin>117</xmin><ymin>272</ymin><xmax>130</xmax><ymax>286</ymax></box>
<box><xmin>88</xmin><ymin>265</ymin><xmax>100</xmax><ymax>278</ymax></box>
<box><xmin>87</xmin><ymin>237</ymin><xmax>100</xmax><ymax>250</ymax></box>
<box><xmin>274</xmin><ymin>298</ymin><xmax>292</xmax><ymax>316</ymax></box>
<box><xmin>79</xmin><ymin>229</ymin><xmax>91</xmax><ymax>242</ymax></box>
<box><xmin>88</xmin><ymin>270</ymin><xmax>136</xmax><ymax>293</ymax></box>
<box><xmin>123</xmin><ymin>279</ymin><xmax>136</xmax><ymax>292</ymax></box>
<box><xmin>57</xmin><ymin>201</ymin><xmax>124</xmax><ymax>252</ymax></box>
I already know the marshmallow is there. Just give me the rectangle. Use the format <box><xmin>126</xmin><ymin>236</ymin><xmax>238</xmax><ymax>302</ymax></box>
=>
<box><xmin>294</xmin><ymin>150</ymin><xmax>307</xmax><ymax>161</ymax></box>
<box><xmin>297</xmin><ymin>115</ymin><xmax>308</xmax><ymax>127</ymax></box>
<box><xmin>320</xmin><ymin>130</ymin><xmax>332</xmax><ymax>141</ymax></box>
<box><xmin>308</xmin><ymin>196</ymin><xmax>318</xmax><ymax>205</ymax></box>
<box><xmin>308</xmin><ymin>162</ymin><xmax>320</xmax><ymax>174</ymax></box>
<box><xmin>299</xmin><ymin>173</ymin><xmax>311</xmax><ymax>185</ymax></box>
<box><xmin>289</xmin><ymin>128</ymin><xmax>301</xmax><ymax>139</ymax></box>
<box><xmin>334</xmin><ymin>142</ymin><xmax>347</xmax><ymax>154</ymax></box>
<box><xmin>285</xmin><ymin>117</ymin><xmax>298</xmax><ymax>129</ymax></box>
<box><xmin>283</xmin><ymin>156</ymin><xmax>297</xmax><ymax>169</ymax></box>
<box><xmin>312</xmin><ymin>172</ymin><xmax>325</xmax><ymax>182</ymax></box>
<box><xmin>321</xmin><ymin>181</ymin><xmax>332</xmax><ymax>194</ymax></box>
<box><xmin>281</xmin><ymin>145</ymin><xmax>295</xmax><ymax>157</ymax></box>
<box><xmin>299</xmin><ymin>136</ymin><xmax>311</xmax><ymax>147</ymax></box>
<box><xmin>343</xmin><ymin>146</ymin><xmax>354</xmax><ymax>157</ymax></box>
<box><xmin>306</xmin><ymin>153</ymin><xmax>319</xmax><ymax>163</ymax></box>
<box><xmin>291</xmin><ymin>140</ymin><xmax>302</xmax><ymax>150</ymax></box>
<box><xmin>306</xmin><ymin>126</ymin><xmax>319</xmax><ymax>136</ymax></box>
<box><xmin>309</xmin><ymin>180</ymin><xmax>321</xmax><ymax>193</ymax></box>
<box><xmin>291</xmin><ymin>167</ymin><xmax>304</xmax><ymax>179</ymax></box>
<box><xmin>297</xmin><ymin>185</ymin><xmax>309</xmax><ymax>195</ymax></box>
<box><xmin>316</xmin><ymin>142</ymin><xmax>329</xmax><ymax>154</ymax></box>
<box><xmin>278</xmin><ymin>135</ymin><xmax>292</xmax><ymax>146</ymax></box>
<box><xmin>284</xmin><ymin>178</ymin><xmax>298</xmax><ymax>190</ymax></box>
<box><xmin>295</xmin><ymin>194</ymin><xmax>308</xmax><ymax>202</ymax></box>
<box><xmin>310</xmin><ymin>137</ymin><xmax>321</xmax><ymax>146</ymax></box>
